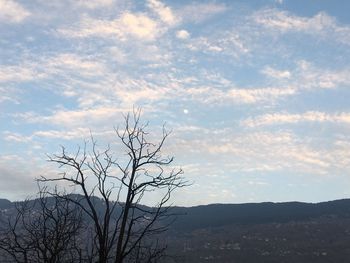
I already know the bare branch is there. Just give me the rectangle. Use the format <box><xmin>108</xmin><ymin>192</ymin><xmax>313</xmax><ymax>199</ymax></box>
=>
<box><xmin>34</xmin><ymin>110</ymin><xmax>188</xmax><ymax>263</ymax></box>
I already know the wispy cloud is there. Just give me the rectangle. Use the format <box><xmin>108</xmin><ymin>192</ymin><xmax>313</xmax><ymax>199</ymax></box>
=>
<box><xmin>187</xmin><ymin>33</ymin><xmax>249</xmax><ymax>57</ymax></box>
<box><xmin>293</xmin><ymin>60</ymin><xmax>350</xmax><ymax>89</ymax></box>
<box><xmin>0</xmin><ymin>53</ymin><xmax>106</xmax><ymax>83</ymax></box>
<box><xmin>173</xmin><ymin>130</ymin><xmax>334</xmax><ymax>175</ymax></box>
<box><xmin>0</xmin><ymin>64</ymin><xmax>44</xmax><ymax>83</ymax></box>
<box><xmin>3</xmin><ymin>132</ymin><xmax>31</xmax><ymax>143</ymax></box>
<box><xmin>75</xmin><ymin>0</ymin><xmax>114</xmax><ymax>9</ymax></box>
<box><xmin>253</xmin><ymin>8</ymin><xmax>350</xmax><ymax>45</ymax></box>
<box><xmin>261</xmin><ymin>66</ymin><xmax>291</xmax><ymax>79</ymax></box>
<box><xmin>17</xmin><ymin>106</ymin><xmax>127</xmax><ymax>128</ymax></box>
<box><xmin>242</xmin><ymin>111</ymin><xmax>350</xmax><ymax>127</ymax></box>
<box><xmin>176</xmin><ymin>29</ymin><xmax>190</xmax><ymax>39</ymax></box>
<box><xmin>57</xmin><ymin>12</ymin><xmax>161</xmax><ymax>41</ymax></box>
<box><xmin>184</xmin><ymin>86</ymin><xmax>295</xmax><ymax>104</ymax></box>
<box><xmin>254</xmin><ymin>9</ymin><xmax>335</xmax><ymax>32</ymax></box>
<box><xmin>0</xmin><ymin>0</ymin><xmax>30</xmax><ymax>23</ymax></box>
<box><xmin>260</xmin><ymin>61</ymin><xmax>350</xmax><ymax>93</ymax></box>
<box><xmin>34</xmin><ymin>128</ymin><xmax>102</xmax><ymax>140</ymax></box>
<box><xmin>46</xmin><ymin>53</ymin><xmax>106</xmax><ymax>74</ymax></box>
<box><xmin>227</xmin><ymin>87</ymin><xmax>295</xmax><ymax>104</ymax></box>
<box><xmin>147</xmin><ymin>0</ymin><xmax>177</xmax><ymax>25</ymax></box>
<box><xmin>178</xmin><ymin>2</ymin><xmax>227</xmax><ymax>23</ymax></box>
<box><xmin>0</xmin><ymin>87</ymin><xmax>20</xmax><ymax>104</ymax></box>
<box><xmin>4</xmin><ymin>128</ymin><xmax>117</xmax><ymax>142</ymax></box>
<box><xmin>2</xmin><ymin>0</ymin><xmax>350</xmax><ymax>204</ymax></box>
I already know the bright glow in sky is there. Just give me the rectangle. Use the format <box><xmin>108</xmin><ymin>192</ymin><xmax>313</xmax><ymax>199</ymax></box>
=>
<box><xmin>2</xmin><ymin>0</ymin><xmax>350</xmax><ymax>206</ymax></box>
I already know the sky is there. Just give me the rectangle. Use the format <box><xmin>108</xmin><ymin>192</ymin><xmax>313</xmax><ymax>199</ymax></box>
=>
<box><xmin>1</xmin><ymin>0</ymin><xmax>350</xmax><ymax>206</ymax></box>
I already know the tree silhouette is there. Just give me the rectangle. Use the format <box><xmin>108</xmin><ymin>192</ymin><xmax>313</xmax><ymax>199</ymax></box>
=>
<box><xmin>0</xmin><ymin>187</ymin><xmax>83</xmax><ymax>263</ymax></box>
<box><xmin>38</xmin><ymin>110</ymin><xmax>187</xmax><ymax>263</ymax></box>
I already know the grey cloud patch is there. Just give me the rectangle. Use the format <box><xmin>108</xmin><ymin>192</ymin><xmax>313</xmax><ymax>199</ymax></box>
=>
<box><xmin>0</xmin><ymin>158</ymin><xmax>37</xmax><ymax>200</ymax></box>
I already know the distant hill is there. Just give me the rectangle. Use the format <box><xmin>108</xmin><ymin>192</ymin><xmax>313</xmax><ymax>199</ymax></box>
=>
<box><xmin>2</xmin><ymin>197</ymin><xmax>350</xmax><ymax>262</ymax></box>
<box><xmin>2</xmin><ymin>197</ymin><xmax>350</xmax><ymax>228</ymax></box>
<box><xmin>165</xmin><ymin>199</ymin><xmax>350</xmax><ymax>263</ymax></box>
<box><xmin>171</xmin><ymin>199</ymin><xmax>350</xmax><ymax>232</ymax></box>
<box><xmin>0</xmin><ymin>199</ymin><xmax>12</xmax><ymax>210</ymax></box>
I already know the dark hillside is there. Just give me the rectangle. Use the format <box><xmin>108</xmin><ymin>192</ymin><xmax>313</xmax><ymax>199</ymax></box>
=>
<box><xmin>0</xmin><ymin>199</ymin><xmax>12</xmax><ymax>210</ymax></box>
<box><xmin>171</xmin><ymin>199</ymin><xmax>350</xmax><ymax>232</ymax></box>
<box><xmin>2</xmin><ymin>197</ymin><xmax>350</xmax><ymax>262</ymax></box>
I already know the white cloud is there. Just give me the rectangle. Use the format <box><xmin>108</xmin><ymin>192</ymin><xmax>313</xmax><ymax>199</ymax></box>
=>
<box><xmin>253</xmin><ymin>9</ymin><xmax>350</xmax><ymax>45</ymax></box>
<box><xmin>19</xmin><ymin>106</ymin><xmax>126</xmax><ymax>128</ymax></box>
<box><xmin>0</xmin><ymin>0</ymin><xmax>30</xmax><ymax>23</ymax></box>
<box><xmin>120</xmin><ymin>12</ymin><xmax>159</xmax><ymax>40</ymax></box>
<box><xmin>45</xmin><ymin>53</ymin><xmax>105</xmax><ymax>76</ymax></box>
<box><xmin>1</xmin><ymin>49</ymin><xmax>173</xmax><ymax>109</ymax></box>
<box><xmin>147</xmin><ymin>0</ymin><xmax>177</xmax><ymax>25</ymax></box>
<box><xmin>259</xmin><ymin>61</ymin><xmax>350</xmax><ymax>94</ymax></box>
<box><xmin>262</xmin><ymin>66</ymin><xmax>291</xmax><ymax>79</ymax></box>
<box><xmin>254</xmin><ymin>9</ymin><xmax>333</xmax><ymax>32</ymax></box>
<box><xmin>0</xmin><ymin>87</ymin><xmax>20</xmax><ymax>104</ymax></box>
<box><xmin>46</xmin><ymin>53</ymin><xmax>106</xmax><ymax>76</ymax></box>
<box><xmin>242</xmin><ymin>111</ymin><xmax>350</xmax><ymax>127</ymax></box>
<box><xmin>176</xmin><ymin>29</ymin><xmax>190</xmax><ymax>39</ymax></box>
<box><xmin>15</xmin><ymin>103</ymin><xmax>161</xmax><ymax>132</ymax></box>
<box><xmin>58</xmin><ymin>12</ymin><xmax>160</xmax><ymax>41</ymax></box>
<box><xmin>187</xmin><ymin>33</ymin><xmax>249</xmax><ymax>57</ymax></box>
<box><xmin>187</xmin><ymin>37</ymin><xmax>221</xmax><ymax>52</ymax></box>
<box><xmin>185</xmin><ymin>86</ymin><xmax>295</xmax><ymax>105</ymax></box>
<box><xmin>174</xmin><ymin>130</ymin><xmax>333</xmax><ymax>175</ymax></box>
<box><xmin>294</xmin><ymin>60</ymin><xmax>350</xmax><ymax>89</ymax></box>
<box><xmin>115</xmin><ymin>85</ymin><xmax>168</xmax><ymax>106</ymax></box>
<box><xmin>3</xmin><ymin>132</ymin><xmax>31</xmax><ymax>143</ymax></box>
<box><xmin>179</xmin><ymin>2</ymin><xmax>227</xmax><ymax>23</ymax></box>
<box><xmin>0</xmin><ymin>53</ymin><xmax>106</xmax><ymax>84</ymax></box>
<box><xmin>227</xmin><ymin>87</ymin><xmax>295</xmax><ymax>103</ymax></box>
<box><xmin>0</xmin><ymin>53</ymin><xmax>111</xmax><ymax>107</ymax></box>
<box><xmin>75</xmin><ymin>0</ymin><xmax>113</xmax><ymax>9</ymax></box>
<box><xmin>34</xmin><ymin>128</ymin><xmax>94</xmax><ymax>140</ymax></box>
<box><xmin>4</xmin><ymin>127</ymin><xmax>116</xmax><ymax>143</ymax></box>
<box><xmin>57</xmin><ymin>16</ymin><xmax>122</xmax><ymax>38</ymax></box>
<box><xmin>0</xmin><ymin>64</ymin><xmax>43</xmax><ymax>82</ymax></box>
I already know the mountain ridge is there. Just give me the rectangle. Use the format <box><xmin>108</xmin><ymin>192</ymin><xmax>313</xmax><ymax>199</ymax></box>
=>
<box><xmin>2</xmin><ymin>197</ymin><xmax>350</xmax><ymax>230</ymax></box>
<box><xmin>169</xmin><ymin>198</ymin><xmax>350</xmax><ymax>231</ymax></box>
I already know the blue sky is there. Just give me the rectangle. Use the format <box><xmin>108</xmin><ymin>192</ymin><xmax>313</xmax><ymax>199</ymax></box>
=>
<box><xmin>1</xmin><ymin>0</ymin><xmax>350</xmax><ymax>206</ymax></box>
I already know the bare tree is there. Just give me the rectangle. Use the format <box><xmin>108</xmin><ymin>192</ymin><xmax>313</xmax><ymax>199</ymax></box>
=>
<box><xmin>0</xmin><ymin>188</ymin><xmax>83</xmax><ymax>263</ymax></box>
<box><xmin>39</xmin><ymin>110</ymin><xmax>187</xmax><ymax>263</ymax></box>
